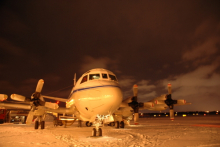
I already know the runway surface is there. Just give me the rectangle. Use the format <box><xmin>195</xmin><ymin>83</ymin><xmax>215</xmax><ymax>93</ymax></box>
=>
<box><xmin>0</xmin><ymin>115</ymin><xmax>220</xmax><ymax>147</ymax></box>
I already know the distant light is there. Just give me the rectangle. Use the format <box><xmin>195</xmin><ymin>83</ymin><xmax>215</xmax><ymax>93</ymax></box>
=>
<box><xmin>206</xmin><ymin>111</ymin><xmax>209</xmax><ymax>113</ymax></box>
<box><xmin>166</xmin><ymin>115</ymin><xmax>168</xmax><ymax>117</ymax></box>
<box><xmin>204</xmin><ymin>114</ymin><xmax>206</xmax><ymax>116</ymax></box>
<box><xmin>154</xmin><ymin>115</ymin><xmax>156</xmax><ymax>117</ymax></box>
<box><xmin>182</xmin><ymin>114</ymin><xmax>187</xmax><ymax>117</ymax></box>
<box><xmin>217</xmin><ymin>111</ymin><xmax>219</xmax><ymax>113</ymax></box>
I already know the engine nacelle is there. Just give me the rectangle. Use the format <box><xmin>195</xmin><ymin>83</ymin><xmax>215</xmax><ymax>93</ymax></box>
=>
<box><xmin>45</xmin><ymin>102</ymin><xmax>59</xmax><ymax>109</ymax></box>
<box><xmin>143</xmin><ymin>102</ymin><xmax>154</xmax><ymax>108</ymax></box>
<box><xmin>155</xmin><ymin>100</ymin><xmax>166</xmax><ymax>105</ymax></box>
<box><xmin>10</xmin><ymin>94</ymin><xmax>26</xmax><ymax>101</ymax></box>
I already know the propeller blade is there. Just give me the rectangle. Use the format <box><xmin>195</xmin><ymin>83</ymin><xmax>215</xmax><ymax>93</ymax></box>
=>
<box><xmin>0</xmin><ymin>94</ymin><xmax>7</xmax><ymax>101</ymax></box>
<box><xmin>36</xmin><ymin>79</ymin><xmax>44</xmax><ymax>93</ymax></box>
<box><xmin>10</xmin><ymin>94</ymin><xmax>26</xmax><ymax>102</ymax></box>
<box><xmin>167</xmin><ymin>83</ymin><xmax>172</xmax><ymax>95</ymax></box>
<box><xmin>133</xmin><ymin>84</ymin><xmax>138</xmax><ymax>97</ymax></box>
<box><xmin>169</xmin><ymin>109</ymin><xmax>174</xmax><ymax>121</ymax></box>
<box><xmin>26</xmin><ymin>111</ymin><xmax>35</xmax><ymax>125</ymax></box>
<box><xmin>134</xmin><ymin>113</ymin><xmax>139</xmax><ymax>125</ymax></box>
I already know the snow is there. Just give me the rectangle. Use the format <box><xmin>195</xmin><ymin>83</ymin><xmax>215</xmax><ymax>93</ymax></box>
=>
<box><xmin>0</xmin><ymin>115</ymin><xmax>220</xmax><ymax>147</ymax></box>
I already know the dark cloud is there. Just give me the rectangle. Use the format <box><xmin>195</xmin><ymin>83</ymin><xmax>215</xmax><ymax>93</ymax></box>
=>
<box><xmin>0</xmin><ymin>1</ymin><xmax>220</xmax><ymax>111</ymax></box>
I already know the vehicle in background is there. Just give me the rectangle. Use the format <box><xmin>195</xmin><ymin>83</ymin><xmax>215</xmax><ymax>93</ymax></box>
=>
<box><xmin>0</xmin><ymin>109</ymin><xmax>7</xmax><ymax>124</ymax></box>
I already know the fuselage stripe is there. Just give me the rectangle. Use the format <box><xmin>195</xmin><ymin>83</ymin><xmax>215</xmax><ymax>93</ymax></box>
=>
<box><xmin>68</xmin><ymin>85</ymin><xmax>121</xmax><ymax>98</ymax></box>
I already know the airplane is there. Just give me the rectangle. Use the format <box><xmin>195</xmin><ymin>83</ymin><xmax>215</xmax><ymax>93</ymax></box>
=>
<box><xmin>0</xmin><ymin>68</ymin><xmax>191</xmax><ymax>136</ymax></box>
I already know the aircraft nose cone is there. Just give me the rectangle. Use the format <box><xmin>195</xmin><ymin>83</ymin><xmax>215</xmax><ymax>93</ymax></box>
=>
<box><xmin>96</xmin><ymin>86</ymin><xmax>123</xmax><ymax>115</ymax></box>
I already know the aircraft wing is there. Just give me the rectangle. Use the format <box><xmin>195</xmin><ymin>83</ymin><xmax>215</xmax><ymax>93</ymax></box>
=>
<box><xmin>45</xmin><ymin>106</ymin><xmax>75</xmax><ymax>114</ymax></box>
<box><xmin>42</xmin><ymin>95</ymin><xmax>68</xmax><ymax>102</ymax></box>
<box><xmin>174</xmin><ymin>102</ymin><xmax>191</xmax><ymax>106</ymax></box>
<box><xmin>0</xmin><ymin>101</ymin><xmax>31</xmax><ymax>110</ymax></box>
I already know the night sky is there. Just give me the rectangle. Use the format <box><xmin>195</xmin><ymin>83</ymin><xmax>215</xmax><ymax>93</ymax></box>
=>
<box><xmin>0</xmin><ymin>1</ymin><xmax>220</xmax><ymax>112</ymax></box>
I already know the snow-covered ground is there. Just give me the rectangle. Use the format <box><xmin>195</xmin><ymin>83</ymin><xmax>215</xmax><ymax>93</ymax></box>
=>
<box><xmin>0</xmin><ymin>115</ymin><xmax>220</xmax><ymax>147</ymax></box>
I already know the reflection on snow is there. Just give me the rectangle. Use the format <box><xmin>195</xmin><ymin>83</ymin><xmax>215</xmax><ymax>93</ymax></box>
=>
<box><xmin>0</xmin><ymin>115</ymin><xmax>220</xmax><ymax>147</ymax></box>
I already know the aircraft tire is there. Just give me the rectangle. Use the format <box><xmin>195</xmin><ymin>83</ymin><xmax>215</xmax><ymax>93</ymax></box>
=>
<box><xmin>115</xmin><ymin>121</ymin><xmax>119</xmax><ymax>129</ymax></box>
<box><xmin>35</xmin><ymin>121</ymin><xmax>39</xmax><ymax>129</ymax></box>
<box><xmin>120</xmin><ymin>121</ymin><xmax>125</xmax><ymax>128</ymax></box>
<box><xmin>86</xmin><ymin>121</ymin><xmax>92</xmax><ymax>127</ymax></box>
<box><xmin>98</xmin><ymin>128</ymin><xmax>102</xmax><ymax>136</ymax></box>
<box><xmin>110</xmin><ymin>122</ymin><xmax>115</xmax><ymax>126</ymax></box>
<box><xmin>41</xmin><ymin>121</ymin><xmax>45</xmax><ymax>129</ymax></box>
<box><xmin>92</xmin><ymin>128</ymin><xmax>96</xmax><ymax>136</ymax></box>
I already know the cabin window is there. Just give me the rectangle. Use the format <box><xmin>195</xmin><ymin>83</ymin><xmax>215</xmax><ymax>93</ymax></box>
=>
<box><xmin>102</xmin><ymin>73</ymin><xmax>108</xmax><ymax>79</ymax></box>
<box><xmin>81</xmin><ymin>75</ymin><xmax>88</xmax><ymax>84</ymax></box>
<box><xmin>89</xmin><ymin>74</ymin><xmax>100</xmax><ymax>80</ymax></box>
<box><xmin>109</xmin><ymin>74</ymin><xmax>117</xmax><ymax>81</ymax></box>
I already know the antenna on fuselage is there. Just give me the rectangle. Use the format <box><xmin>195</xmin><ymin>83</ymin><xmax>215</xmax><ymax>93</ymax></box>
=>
<box><xmin>73</xmin><ymin>73</ymin><xmax>76</xmax><ymax>86</ymax></box>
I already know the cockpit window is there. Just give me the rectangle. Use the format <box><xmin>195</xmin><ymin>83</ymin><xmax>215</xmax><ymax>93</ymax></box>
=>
<box><xmin>109</xmin><ymin>74</ymin><xmax>117</xmax><ymax>81</ymax></box>
<box><xmin>89</xmin><ymin>74</ymin><xmax>100</xmax><ymax>80</ymax></box>
<box><xmin>81</xmin><ymin>75</ymin><xmax>88</xmax><ymax>84</ymax></box>
<box><xmin>102</xmin><ymin>73</ymin><xmax>108</xmax><ymax>79</ymax></box>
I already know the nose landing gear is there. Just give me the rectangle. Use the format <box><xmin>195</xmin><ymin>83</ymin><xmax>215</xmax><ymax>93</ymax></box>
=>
<box><xmin>91</xmin><ymin>119</ymin><xmax>102</xmax><ymax>137</ymax></box>
<box><xmin>91</xmin><ymin>115</ymin><xmax>109</xmax><ymax>137</ymax></box>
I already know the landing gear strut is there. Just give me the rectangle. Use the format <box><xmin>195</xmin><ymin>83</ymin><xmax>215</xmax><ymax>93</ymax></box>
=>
<box><xmin>78</xmin><ymin>120</ymin><xmax>82</xmax><ymax>127</ymax></box>
<box><xmin>91</xmin><ymin>115</ymin><xmax>104</xmax><ymax>137</ymax></box>
<box><xmin>115</xmin><ymin>121</ymin><xmax>124</xmax><ymax>129</ymax></box>
<box><xmin>34</xmin><ymin>115</ymin><xmax>46</xmax><ymax>129</ymax></box>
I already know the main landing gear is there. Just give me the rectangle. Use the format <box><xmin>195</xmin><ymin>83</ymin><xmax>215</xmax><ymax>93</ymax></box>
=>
<box><xmin>86</xmin><ymin>121</ymin><xmax>92</xmax><ymax>127</ymax></box>
<box><xmin>109</xmin><ymin>121</ymin><xmax>125</xmax><ymax>128</ymax></box>
<box><xmin>115</xmin><ymin>121</ymin><xmax>125</xmax><ymax>129</ymax></box>
<box><xmin>34</xmin><ymin>115</ymin><xmax>46</xmax><ymax>129</ymax></box>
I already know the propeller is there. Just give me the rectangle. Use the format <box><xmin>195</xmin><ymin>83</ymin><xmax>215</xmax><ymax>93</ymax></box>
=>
<box><xmin>10</xmin><ymin>79</ymin><xmax>51</xmax><ymax>124</ymax></box>
<box><xmin>164</xmin><ymin>83</ymin><xmax>177</xmax><ymax>121</ymax></box>
<box><xmin>128</xmin><ymin>84</ymin><xmax>144</xmax><ymax>125</ymax></box>
<box><xmin>11</xmin><ymin>79</ymin><xmax>45</xmax><ymax>105</ymax></box>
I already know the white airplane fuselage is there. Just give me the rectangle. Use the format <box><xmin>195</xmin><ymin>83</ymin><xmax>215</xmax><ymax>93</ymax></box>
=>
<box><xmin>66</xmin><ymin>68</ymin><xmax>123</xmax><ymax>121</ymax></box>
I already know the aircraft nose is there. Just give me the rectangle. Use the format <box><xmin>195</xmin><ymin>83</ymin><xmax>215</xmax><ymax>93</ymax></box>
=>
<box><xmin>97</xmin><ymin>86</ymin><xmax>123</xmax><ymax>115</ymax></box>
